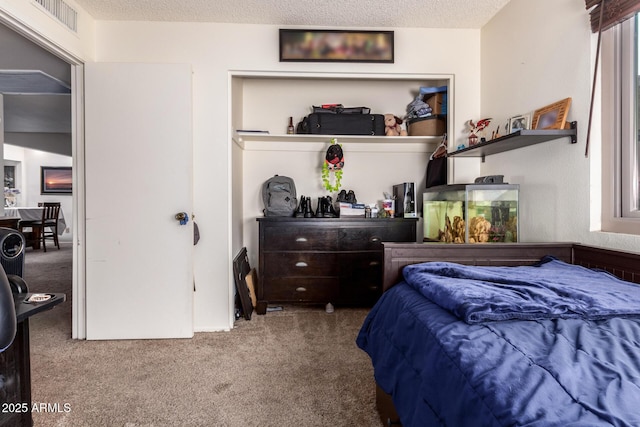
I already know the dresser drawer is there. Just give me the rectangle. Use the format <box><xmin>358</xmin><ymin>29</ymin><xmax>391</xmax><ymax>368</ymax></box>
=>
<box><xmin>263</xmin><ymin>253</ymin><xmax>338</xmax><ymax>278</ymax></box>
<box><xmin>340</xmin><ymin>223</ymin><xmax>416</xmax><ymax>250</ymax></box>
<box><xmin>262</xmin><ymin>226</ymin><xmax>338</xmax><ymax>251</ymax></box>
<box><xmin>338</xmin><ymin>254</ymin><xmax>383</xmax><ymax>305</ymax></box>
<box><xmin>338</xmin><ymin>252</ymin><xmax>382</xmax><ymax>275</ymax></box>
<box><xmin>339</xmin><ymin>278</ymin><xmax>381</xmax><ymax>306</ymax></box>
<box><xmin>263</xmin><ymin>278</ymin><xmax>339</xmax><ymax>302</ymax></box>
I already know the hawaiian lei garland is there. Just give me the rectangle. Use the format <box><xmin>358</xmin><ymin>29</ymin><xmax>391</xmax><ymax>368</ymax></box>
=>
<box><xmin>322</xmin><ymin>138</ymin><xmax>344</xmax><ymax>192</ymax></box>
<box><xmin>322</xmin><ymin>163</ymin><xmax>343</xmax><ymax>192</ymax></box>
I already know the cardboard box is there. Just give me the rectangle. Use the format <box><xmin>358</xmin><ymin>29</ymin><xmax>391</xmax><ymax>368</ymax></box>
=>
<box><xmin>423</xmin><ymin>92</ymin><xmax>446</xmax><ymax>115</ymax></box>
<box><xmin>420</xmin><ymin>85</ymin><xmax>448</xmax><ymax>115</ymax></box>
<box><xmin>408</xmin><ymin>115</ymin><xmax>446</xmax><ymax>136</ymax></box>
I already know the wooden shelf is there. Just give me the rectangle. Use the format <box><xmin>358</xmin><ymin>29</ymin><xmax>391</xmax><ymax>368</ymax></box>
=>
<box><xmin>234</xmin><ymin>131</ymin><xmax>443</xmax><ymax>144</ymax></box>
<box><xmin>449</xmin><ymin>121</ymin><xmax>577</xmax><ymax>161</ymax></box>
<box><xmin>231</xmin><ymin>71</ymin><xmax>453</xmax><ymax>154</ymax></box>
<box><xmin>233</xmin><ymin>132</ymin><xmax>443</xmax><ymax>153</ymax></box>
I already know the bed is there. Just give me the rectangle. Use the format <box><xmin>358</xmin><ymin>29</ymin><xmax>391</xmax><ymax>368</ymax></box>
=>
<box><xmin>356</xmin><ymin>243</ymin><xmax>640</xmax><ymax>427</ymax></box>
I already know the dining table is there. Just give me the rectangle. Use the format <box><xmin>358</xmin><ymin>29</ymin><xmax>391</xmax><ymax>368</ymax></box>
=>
<box><xmin>3</xmin><ymin>207</ymin><xmax>67</xmax><ymax>249</ymax></box>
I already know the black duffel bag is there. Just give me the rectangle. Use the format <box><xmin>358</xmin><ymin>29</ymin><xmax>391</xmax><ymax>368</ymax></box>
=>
<box><xmin>298</xmin><ymin>113</ymin><xmax>385</xmax><ymax>136</ymax></box>
<box><xmin>312</xmin><ymin>105</ymin><xmax>371</xmax><ymax>114</ymax></box>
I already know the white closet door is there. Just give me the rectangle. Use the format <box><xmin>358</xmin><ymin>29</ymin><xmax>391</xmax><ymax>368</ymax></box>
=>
<box><xmin>84</xmin><ymin>62</ymin><xmax>193</xmax><ymax>339</ymax></box>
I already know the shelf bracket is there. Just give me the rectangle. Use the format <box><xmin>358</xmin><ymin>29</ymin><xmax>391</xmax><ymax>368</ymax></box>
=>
<box><xmin>569</xmin><ymin>121</ymin><xmax>577</xmax><ymax>144</ymax></box>
<box><xmin>481</xmin><ymin>153</ymin><xmax>486</xmax><ymax>163</ymax></box>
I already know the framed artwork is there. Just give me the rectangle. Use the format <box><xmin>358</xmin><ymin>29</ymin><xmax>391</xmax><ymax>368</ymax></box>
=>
<box><xmin>41</xmin><ymin>166</ymin><xmax>72</xmax><ymax>194</ymax></box>
<box><xmin>279</xmin><ymin>29</ymin><xmax>394</xmax><ymax>63</ymax></box>
<box><xmin>531</xmin><ymin>98</ymin><xmax>572</xmax><ymax>130</ymax></box>
<box><xmin>508</xmin><ymin>114</ymin><xmax>531</xmax><ymax>133</ymax></box>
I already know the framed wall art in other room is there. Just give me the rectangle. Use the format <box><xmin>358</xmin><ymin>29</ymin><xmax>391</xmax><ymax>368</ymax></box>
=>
<box><xmin>279</xmin><ymin>29</ymin><xmax>394</xmax><ymax>63</ymax></box>
<box><xmin>41</xmin><ymin>166</ymin><xmax>72</xmax><ymax>194</ymax></box>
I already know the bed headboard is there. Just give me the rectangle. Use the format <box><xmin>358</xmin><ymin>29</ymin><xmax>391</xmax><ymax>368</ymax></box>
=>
<box><xmin>382</xmin><ymin>243</ymin><xmax>640</xmax><ymax>291</ymax></box>
<box><xmin>573</xmin><ymin>244</ymin><xmax>640</xmax><ymax>284</ymax></box>
<box><xmin>382</xmin><ymin>243</ymin><xmax>575</xmax><ymax>292</ymax></box>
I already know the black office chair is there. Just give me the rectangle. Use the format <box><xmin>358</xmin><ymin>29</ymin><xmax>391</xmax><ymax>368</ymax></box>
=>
<box><xmin>0</xmin><ymin>228</ymin><xmax>25</xmax><ymax>277</ymax></box>
<box><xmin>0</xmin><ymin>227</ymin><xmax>26</xmax><ymax>351</ymax></box>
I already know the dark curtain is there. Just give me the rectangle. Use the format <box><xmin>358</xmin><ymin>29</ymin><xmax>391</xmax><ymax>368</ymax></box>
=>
<box><xmin>586</xmin><ymin>0</ymin><xmax>640</xmax><ymax>32</ymax></box>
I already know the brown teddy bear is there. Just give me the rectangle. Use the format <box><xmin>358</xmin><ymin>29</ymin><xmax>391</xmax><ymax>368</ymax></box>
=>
<box><xmin>384</xmin><ymin>114</ymin><xmax>408</xmax><ymax>136</ymax></box>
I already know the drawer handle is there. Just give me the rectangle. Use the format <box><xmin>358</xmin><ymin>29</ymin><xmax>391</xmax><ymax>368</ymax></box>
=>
<box><xmin>370</xmin><ymin>236</ymin><xmax>381</xmax><ymax>243</ymax></box>
<box><xmin>296</xmin><ymin>287</ymin><xmax>307</xmax><ymax>292</ymax></box>
<box><xmin>295</xmin><ymin>237</ymin><xmax>308</xmax><ymax>242</ymax></box>
<box><xmin>295</xmin><ymin>262</ymin><xmax>308</xmax><ymax>268</ymax></box>
<box><xmin>369</xmin><ymin>261</ymin><xmax>380</xmax><ymax>266</ymax></box>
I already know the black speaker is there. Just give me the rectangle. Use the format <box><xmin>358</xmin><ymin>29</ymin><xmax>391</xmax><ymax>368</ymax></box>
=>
<box><xmin>0</xmin><ymin>228</ymin><xmax>25</xmax><ymax>277</ymax></box>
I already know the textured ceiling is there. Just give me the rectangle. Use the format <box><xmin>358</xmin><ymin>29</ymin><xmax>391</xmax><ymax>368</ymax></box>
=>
<box><xmin>71</xmin><ymin>0</ymin><xmax>512</xmax><ymax>29</ymax></box>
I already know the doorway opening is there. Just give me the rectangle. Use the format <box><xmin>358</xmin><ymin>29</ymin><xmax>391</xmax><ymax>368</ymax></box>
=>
<box><xmin>0</xmin><ymin>18</ymin><xmax>84</xmax><ymax>339</ymax></box>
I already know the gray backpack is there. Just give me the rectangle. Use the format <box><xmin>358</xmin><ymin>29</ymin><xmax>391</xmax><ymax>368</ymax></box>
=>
<box><xmin>262</xmin><ymin>175</ymin><xmax>297</xmax><ymax>217</ymax></box>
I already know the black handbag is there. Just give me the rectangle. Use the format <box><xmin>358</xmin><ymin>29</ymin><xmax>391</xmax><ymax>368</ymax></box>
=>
<box><xmin>426</xmin><ymin>135</ymin><xmax>448</xmax><ymax>188</ymax></box>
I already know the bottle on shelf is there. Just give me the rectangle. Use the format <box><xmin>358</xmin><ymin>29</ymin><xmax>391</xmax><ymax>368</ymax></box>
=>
<box><xmin>287</xmin><ymin>117</ymin><xmax>295</xmax><ymax>134</ymax></box>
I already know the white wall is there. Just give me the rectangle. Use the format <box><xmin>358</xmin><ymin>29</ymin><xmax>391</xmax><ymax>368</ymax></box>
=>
<box><xmin>0</xmin><ymin>0</ymin><xmax>94</xmax><ymax>62</ymax></box>
<box><xmin>4</xmin><ymin>144</ymin><xmax>73</xmax><ymax>241</ymax></box>
<box><xmin>92</xmin><ymin>22</ymin><xmax>482</xmax><ymax>331</ymax></box>
<box><xmin>481</xmin><ymin>0</ymin><xmax>640</xmax><ymax>252</ymax></box>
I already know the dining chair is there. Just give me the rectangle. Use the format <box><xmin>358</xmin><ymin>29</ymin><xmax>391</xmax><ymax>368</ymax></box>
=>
<box><xmin>38</xmin><ymin>202</ymin><xmax>61</xmax><ymax>252</ymax></box>
<box><xmin>19</xmin><ymin>203</ymin><xmax>61</xmax><ymax>252</ymax></box>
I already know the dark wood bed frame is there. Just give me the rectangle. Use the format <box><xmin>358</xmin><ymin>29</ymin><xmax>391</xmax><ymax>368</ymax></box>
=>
<box><xmin>375</xmin><ymin>242</ymin><xmax>640</xmax><ymax>426</ymax></box>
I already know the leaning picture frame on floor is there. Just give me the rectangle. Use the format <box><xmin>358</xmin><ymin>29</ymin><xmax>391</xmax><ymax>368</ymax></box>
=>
<box><xmin>233</xmin><ymin>247</ymin><xmax>254</xmax><ymax>320</ymax></box>
<box><xmin>41</xmin><ymin>166</ymin><xmax>72</xmax><ymax>194</ymax></box>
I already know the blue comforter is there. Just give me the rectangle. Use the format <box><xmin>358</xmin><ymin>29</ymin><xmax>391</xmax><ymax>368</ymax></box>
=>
<box><xmin>357</xmin><ymin>260</ymin><xmax>640</xmax><ymax>427</ymax></box>
<box><xmin>403</xmin><ymin>257</ymin><xmax>640</xmax><ymax>323</ymax></box>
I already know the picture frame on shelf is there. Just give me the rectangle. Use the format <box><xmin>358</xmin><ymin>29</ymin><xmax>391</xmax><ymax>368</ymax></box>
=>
<box><xmin>279</xmin><ymin>29</ymin><xmax>394</xmax><ymax>63</ymax></box>
<box><xmin>531</xmin><ymin>98</ymin><xmax>572</xmax><ymax>130</ymax></box>
<box><xmin>508</xmin><ymin>114</ymin><xmax>530</xmax><ymax>133</ymax></box>
<box><xmin>41</xmin><ymin>166</ymin><xmax>72</xmax><ymax>194</ymax></box>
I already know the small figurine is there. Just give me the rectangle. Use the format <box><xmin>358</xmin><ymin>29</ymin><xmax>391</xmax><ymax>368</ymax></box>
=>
<box><xmin>467</xmin><ymin>118</ymin><xmax>493</xmax><ymax>145</ymax></box>
<box><xmin>492</xmin><ymin>125</ymin><xmax>501</xmax><ymax>140</ymax></box>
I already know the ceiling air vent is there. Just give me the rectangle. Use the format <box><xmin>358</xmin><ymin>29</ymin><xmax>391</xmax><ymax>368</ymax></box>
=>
<box><xmin>33</xmin><ymin>0</ymin><xmax>78</xmax><ymax>33</ymax></box>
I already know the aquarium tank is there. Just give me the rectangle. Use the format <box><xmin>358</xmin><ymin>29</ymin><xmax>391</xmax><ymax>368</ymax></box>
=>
<box><xmin>423</xmin><ymin>184</ymin><xmax>519</xmax><ymax>243</ymax></box>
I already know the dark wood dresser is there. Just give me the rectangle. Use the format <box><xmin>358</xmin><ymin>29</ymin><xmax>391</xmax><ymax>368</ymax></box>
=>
<box><xmin>256</xmin><ymin>217</ymin><xmax>417</xmax><ymax>313</ymax></box>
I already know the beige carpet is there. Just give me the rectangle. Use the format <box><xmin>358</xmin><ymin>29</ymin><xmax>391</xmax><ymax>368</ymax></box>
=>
<box><xmin>22</xmin><ymin>244</ymin><xmax>381</xmax><ymax>426</ymax></box>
